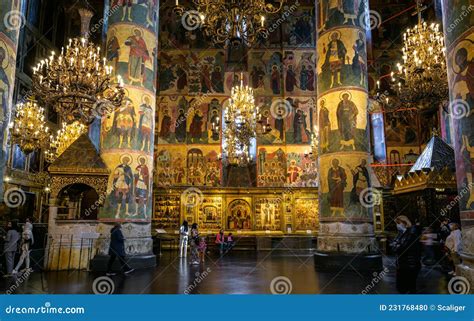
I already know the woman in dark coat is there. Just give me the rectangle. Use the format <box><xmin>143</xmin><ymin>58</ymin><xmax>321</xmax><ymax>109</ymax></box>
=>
<box><xmin>392</xmin><ymin>216</ymin><xmax>421</xmax><ymax>294</ymax></box>
<box><xmin>106</xmin><ymin>223</ymin><xmax>134</xmax><ymax>276</ymax></box>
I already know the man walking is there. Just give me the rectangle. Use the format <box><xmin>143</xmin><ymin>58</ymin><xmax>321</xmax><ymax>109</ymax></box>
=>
<box><xmin>106</xmin><ymin>223</ymin><xmax>134</xmax><ymax>276</ymax></box>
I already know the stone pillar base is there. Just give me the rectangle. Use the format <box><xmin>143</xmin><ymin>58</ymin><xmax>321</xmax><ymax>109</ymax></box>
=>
<box><xmin>456</xmin><ymin>253</ymin><xmax>474</xmax><ymax>294</ymax></box>
<box><xmin>90</xmin><ymin>254</ymin><xmax>156</xmax><ymax>272</ymax></box>
<box><xmin>314</xmin><ymin>251</ymin><xmax>383</xmax><ymax>272</ymax></box>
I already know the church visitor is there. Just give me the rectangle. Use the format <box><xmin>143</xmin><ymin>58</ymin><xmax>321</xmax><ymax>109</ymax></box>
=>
<box><xmin>197</xmin><ymin>237</ymin><xmax>207</xmax><ymax>264</ymax></box>
<box><xmin>106</xmin><ymin>223</ymin><xmax>134</xmax><ymax>276</ymax></box>
<box><xmin>392</xmin><ymin>216</ymin><xmax>421</xmax><ymax>294</ymax></box>
<box><xmin>12</xmin><ymin>219</ymin><xmax>34</xmax><ymax>274</ymax></box>
<box><xmin>190</xmin><ymin>223</ymin><xmax>200</xmax><ymax>265</ymax></box>
<box><xmin>3</xmin><ymin>221</ymin><xmax>20</xmax><ymax>277</ymax></box>
<box><xmin>215</xmin><ymin>229</ymin><xmax>226</xmax><ymax>255</ymax></box>
<box><xmin>179</xmin><ymin>220</ymin><xmax>189</xmax><ymax>258</ymax></box>
<box><xmin>445</xmin><ymin>223</ymin><xmax>462</xmax><ymax>276</ymax></box>
<box><xmin>227</xmin><ymin>233</ymin><xmax>235</xmax><ymax>251</ymax></box>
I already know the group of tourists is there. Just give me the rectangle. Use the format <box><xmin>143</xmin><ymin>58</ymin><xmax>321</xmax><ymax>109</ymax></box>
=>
<box><xmin>179</xmin><ymin>221</ymin><xmax>235</xmax><ymax>265</ymax></box>
<box><xmin>392</xmin><ymin>215</ymin><xmax>463</xmax><ymax>294</ymax></box>
<box><xmin>2</xmin><ymin>218</ymin><xmax>34</xmax><ymax>277</ymax></box>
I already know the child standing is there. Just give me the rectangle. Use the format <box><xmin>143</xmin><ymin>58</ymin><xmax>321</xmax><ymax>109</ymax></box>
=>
<box><xmin>197</xmin><ymin>237</ymin><xmax>207</xmax><ymax>263</ymax></box>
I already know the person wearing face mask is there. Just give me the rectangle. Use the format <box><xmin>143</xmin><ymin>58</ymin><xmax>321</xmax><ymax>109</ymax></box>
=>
<box><xmin>391</xmin><ymin>215</ymin><xmax>421</xmax><ymax>294</ymax></box>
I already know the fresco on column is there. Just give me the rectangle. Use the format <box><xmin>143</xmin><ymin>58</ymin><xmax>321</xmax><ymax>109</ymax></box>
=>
<box><xmin>316</xmin><ymin>90</ymin><xmax>368</xmax><ymax>153</ymax></box>
<box><xmin>317</xmin><ymin>0</ymin><xmax>372</xmax><ymax>226</ymax></box>
<box><xmin>442</xmin><ymin>2</ymin><xmax>474</xmax><ymax>215</ymax></box>
<box><xmin>101</xmin><ymin>1</ymin><xmax>158</xmax><ymax>220</ymax></box>
<box><xmin>319</xmin><ymin>152</ymin><xmax>371</xmax><ymax>220</ymax></box>
<box><xmin>0</xmin><ymin>0</ymin><xmax>22</xmax><ymax>201</ymax></box>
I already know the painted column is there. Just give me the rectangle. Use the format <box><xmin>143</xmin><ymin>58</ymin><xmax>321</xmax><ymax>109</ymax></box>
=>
<box><xmin>0</xmin><ymin>1</ymin><xmax>22</xmax><ymax>203</ymax></box>
<box><xmin>99</xmin><ymin>1</ymin><xmax>158</xmax><ymax>256</ymax></box>
<box><xmin>316</xmin><ymin>1</ymin><xmax>377</xmax><ymax>254</ymax></box>
<box><xmin>441</xmin><ymin>1</ymin><xmax>474</xmax><ymax>292</ymax></box>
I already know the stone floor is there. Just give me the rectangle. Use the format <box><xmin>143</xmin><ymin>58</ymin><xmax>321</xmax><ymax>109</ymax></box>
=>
<box><xmin>1</xmin><ymin>251</ymin><xmax>450</xmax><ymax>294</ymax></box>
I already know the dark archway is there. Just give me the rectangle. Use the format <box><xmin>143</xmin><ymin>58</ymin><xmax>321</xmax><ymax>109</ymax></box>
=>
<box><xmin>57</xmin><ymin>183</ymin><xmax>100</xmax><ymax>220</ymax></box>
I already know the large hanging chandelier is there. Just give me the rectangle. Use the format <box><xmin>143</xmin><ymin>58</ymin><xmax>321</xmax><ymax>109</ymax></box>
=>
<box><xmin>175</xmin><ymin>0</ymin><xmax>285</xmax><ymax>47</ymax></box>
<box><xmin>31</xmin><ymin>37</ymin><xmax>125</xmax><ymax>125</ymax></box>
<box><xmin>223</xmin><ymin>75</ymin><xmax>256</xmax><ymax>166</ymax></box>
<box><xmin>392</xmin><ymin>0</ymin><xmax>448</xmax><ymax>108</ymax></box>
<box><xmin>9</xmin><ymin>100</ymin><xmax>50</xmax><ymax>155</ymax></box>
<box><xmin>44</xmin><ymin>121</ymin><xmax>87</xmax><ymax>163</ymax></box>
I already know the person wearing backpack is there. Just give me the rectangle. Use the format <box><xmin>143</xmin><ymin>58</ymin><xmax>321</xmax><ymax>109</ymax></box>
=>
<box><xmin>12</xmin><ymin>220</ymin><xmax>34</xmax><ymax>274</ymax></box>
<box><xmin>3</xmin><ymin>221</ymin><xmax>20</xmax><ymax>277</ymax></box>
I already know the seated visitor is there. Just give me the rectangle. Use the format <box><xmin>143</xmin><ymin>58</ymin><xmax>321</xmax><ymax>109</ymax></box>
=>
<box><xmin>226</xmin><ymin>233</ymin><xmax>234</xmax><ymax>250</ymax></box>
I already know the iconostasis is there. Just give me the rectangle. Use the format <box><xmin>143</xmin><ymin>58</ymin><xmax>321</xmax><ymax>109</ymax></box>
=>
<box><xmin>153</xmin><ymin>0</ymin><xmax>319</xmax><ymax>233</ymax></box>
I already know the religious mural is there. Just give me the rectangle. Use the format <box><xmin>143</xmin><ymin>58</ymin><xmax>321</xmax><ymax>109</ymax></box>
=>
<box><xmin>255</xmin><ymin>97</ymin><xmax>286</xmax><ymax>145</ymax></box>
<box><xmin>159</xmin><ymin>51</ymin><xmax>225</xmax><ymax>95</ymax></box>
<box><xmin>384</xmin><ymin>111</ymin><xmax>419</xmax><ymax>147</ymax></box>
<box><xmin>257</xmin><ymin>147</ymin><xmax>286</xmax><ymax>187</ymax></box>
<box><xmin>248</xmin><ymin>51</ymin><xmax>284</xmax><ymax>96</ymax></box>
<box><xmin>186</xmin><ymin>146</ymin><xmax>221</xmax><ymax>186</ymax></box>
<box><xmin>155</xmin><ymin>146</ymin><xmax>187</xmax><ymax>186</ymax></box>
<box><xmin>255</xmin><ymin>198</ymin><xmax>282</xmax><ymax>231</ymax></box>
<box><xmin>286</xmin><ymin>146</ymin><xmax>318</xmax><ymax>187</ymax></box>
<box><xmin>0</xmin><ymin>0</ymin><xmax>22</xmax><ymax>201</ymax></box>
<box><xmin>316</xmin><ymin>28</ymin><xmax>368</xmax><ymax>92</ymax></box>
<box><xmin>285</xmin><ymin>97</ymin><xmax>316</xmax><ymax>144</ymax></box>
<box><xmin>319</xmin><ymin>152</ymin><xmax>372</xmax><ymax>219</ymax></box>
<box><xmin>283</xmin><ymin>51</ymin><xmax>316</xmax><ymax>96</ymax></box>
<box><xmin>316</xmin><ymin>90</ymin><xmax>368</xmax><ymax>153</ymax></box>
<box><xmin>105</xmin><ymin>25</ymin><xmax>156</xmax><ymax>92</ymax></box>
<box><xmin>102</xmin><ymin>153</ymin><xmax>153</xmax><ymax>220</ymax></box>
<box><xmin>445</xmin><ymin>28</ymin><xmax>474</xmax><ymax>212</ymax></box>
<box><xmin>226</xmin><ymin>199</ymin><xmax>252</xmax><ymax>230</ymax></box>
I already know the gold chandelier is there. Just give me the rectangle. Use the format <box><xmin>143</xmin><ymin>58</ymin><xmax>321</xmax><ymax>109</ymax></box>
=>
<box><xmin>9</xmin><ymin>100</ymin><xmax>50</xmax><ymax>155</ymax></box>
<box><xmin>223</xmin><ymin>75</ymin><xmax>256</xmax><ymax>166</ymax></box>
<box><xmin>175</xmin><ymin>0</ymin><xmax>285</xmax><ymax>47</ymax></box>
<box><xmin>392</xmin><ymin>1</ymin><xmax>448</xmax><ymax>108</ymax></box>
<box><xmin>44</xmin><ymin>121</ymin><xmax>87</xmax><ymax>163</ymax></box>
<box><xmin>32</xmin><ymin>37</ymin><xmax>125</xmax><ymax>125</ymax></box>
